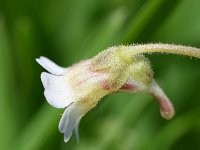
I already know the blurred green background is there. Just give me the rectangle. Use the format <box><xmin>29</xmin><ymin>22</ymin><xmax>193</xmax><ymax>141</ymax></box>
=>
<box><xmin>1</xmin><ymin>0</ymin><xmax>200</xmax><ymax>149</ymax></box>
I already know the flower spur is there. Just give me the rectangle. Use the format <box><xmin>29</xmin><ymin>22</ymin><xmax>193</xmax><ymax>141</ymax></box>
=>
<box><xmin>36</xmin><ymin>43</ymin><xmax>200</xmax><ymax>143</ymax></box>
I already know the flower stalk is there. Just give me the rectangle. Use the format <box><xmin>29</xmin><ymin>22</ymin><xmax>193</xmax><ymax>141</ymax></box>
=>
<box><xmin>115</xmin><ymin>43</ymin><xmax>200</xmax><ymax>58</ymax></box>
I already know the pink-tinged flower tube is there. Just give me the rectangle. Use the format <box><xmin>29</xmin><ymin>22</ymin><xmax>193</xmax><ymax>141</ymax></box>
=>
<box><xmin>36</xmin><ymin>43</ymin><xmax>200</xmax><ymax>143</ymax></box>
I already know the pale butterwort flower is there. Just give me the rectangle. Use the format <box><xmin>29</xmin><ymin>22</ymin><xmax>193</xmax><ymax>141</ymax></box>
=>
<box><xmin>36</xmin><ymin>43</ymin><xmax>200</xmax><ymax>143</ymax></box>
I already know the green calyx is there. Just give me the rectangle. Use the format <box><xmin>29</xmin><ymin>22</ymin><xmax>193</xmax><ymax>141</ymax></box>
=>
<box><xmin>91</xmin><ymin>46</ymin><xmax>154</xmax><ymax>90</ymax></box>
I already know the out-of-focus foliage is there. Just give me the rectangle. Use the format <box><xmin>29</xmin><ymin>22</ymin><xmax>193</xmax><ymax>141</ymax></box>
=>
<box><xmin>0</xmin><ymin>0</ymin><xmax>200</xmax><ymax>150</ymax></box>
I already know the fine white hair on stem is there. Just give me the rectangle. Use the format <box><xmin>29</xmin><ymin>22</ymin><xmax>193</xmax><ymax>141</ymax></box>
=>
<box><xmin>120</xmin><ymin>43</ymin><xmax>200</xmax><ymax>58</ymax></box>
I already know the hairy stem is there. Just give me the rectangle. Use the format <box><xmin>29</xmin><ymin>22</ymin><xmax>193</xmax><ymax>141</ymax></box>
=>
<box><xmin>125</xmin><ymin>43</ymin><xmax>200</xmax><ymax>59</ymax></box>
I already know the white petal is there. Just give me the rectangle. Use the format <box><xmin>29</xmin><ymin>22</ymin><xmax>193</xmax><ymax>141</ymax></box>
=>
<box><xmin>36</xmin><ymin>56</ymin><xmax>67</xmax><ymax>75</ymax></box>
<box><xmin>74</xmin><ymin>117</ymin><xmax>82</xmax><ymax>143</ymax></box>
<box><xmin>59</xmin><ymin>103</ymin><xmax>85</xmax><ymax>143</ymax></box>
<box><xmin>41</xmin><ymin>72</ymin><xmax>74</xmax><ymax>108</ymax></box>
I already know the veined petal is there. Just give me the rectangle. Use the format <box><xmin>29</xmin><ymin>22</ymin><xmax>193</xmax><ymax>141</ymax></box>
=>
<box><xmin>41</xmin><ymin>72</ymin><xmax>74</xmax><ymax>108</ymax></box>
<box><xmin>59</xmin><ymin>103</ymin><xmax>86</xmax><ymax>143</ymax></box>
<box><xmin>36</xmin><ymin>56</ymin><xmax>67</xmax><ymax>75</ymax></box>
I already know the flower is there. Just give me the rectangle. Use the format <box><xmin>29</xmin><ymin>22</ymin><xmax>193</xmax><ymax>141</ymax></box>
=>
<box><xmin>36</xmin><ymin>43</ymin><xmax>200</xmax><ymax>143</ymax></box>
